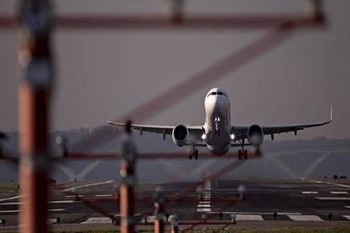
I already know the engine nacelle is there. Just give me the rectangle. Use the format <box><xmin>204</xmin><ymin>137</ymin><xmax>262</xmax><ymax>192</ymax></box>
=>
<box><xmin>172</xmin><ymin>124</ymin><xmax>189</xmax><ymax>147</ymax></box>
<box><xmin>247</xmin><ymin>124</ymin><xmax>264</xmax><ymax>147</ymax></box>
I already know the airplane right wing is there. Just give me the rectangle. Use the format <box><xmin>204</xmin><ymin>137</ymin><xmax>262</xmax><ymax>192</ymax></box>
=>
<box><xmin>107</xmin><ymin>121</ymin><xmax>204</xmax><ymax>145</ymax></box>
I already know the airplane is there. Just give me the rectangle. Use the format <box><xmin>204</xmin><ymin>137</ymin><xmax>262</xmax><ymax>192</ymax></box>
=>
<box><xmin>107</xmin><ymin>88</ymin><xmax>332</xmax><ymax>160</ymax></box>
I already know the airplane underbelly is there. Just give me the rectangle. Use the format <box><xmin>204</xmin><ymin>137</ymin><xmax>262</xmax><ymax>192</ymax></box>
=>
<box><xmin>206</xmin><ymin>132</ymin><xmax>231</xmax><ymax>155</ymax></box>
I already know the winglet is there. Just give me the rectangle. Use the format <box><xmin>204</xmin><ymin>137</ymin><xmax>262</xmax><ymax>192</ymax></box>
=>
<box><xmin>330</xmin><ymin>106</ymin><xmax>333</xmax><ymax>122</ymax></box>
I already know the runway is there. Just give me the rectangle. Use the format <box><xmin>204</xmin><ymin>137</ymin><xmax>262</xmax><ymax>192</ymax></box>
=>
<box><xmin>0</xmin><ymin>178</ymin><xmax>350</xmax><ymax>231</ymax></box>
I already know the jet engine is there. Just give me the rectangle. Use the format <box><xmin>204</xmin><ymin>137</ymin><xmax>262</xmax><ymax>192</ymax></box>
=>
<box><xmin>247</xmin><ymin>124</ymin><xmax>264</xmax><ymax>147</ymax></box>
<box><xmin>172</xmin><ymin>124</ymin><xmax>189</xmax><ymax>146</ymax></box>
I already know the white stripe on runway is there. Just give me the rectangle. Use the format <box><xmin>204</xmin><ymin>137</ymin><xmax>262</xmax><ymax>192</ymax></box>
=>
<box><xmin>315</xmin><ymin>197</ymin><xmax>350</xmax><ymax>201</ymax></box>
<box><xmin>95</xmin><ymin>194</ymin><xmax>113</xmax><ymax>197</ymax></box>
<box><xmin>301</xmin><ymin>191</ymin><xmax>318</xmax><ymax>194</ymax></box>
<box><xmin>208</xmin><ymin>211</ymin><xmax>301</xmax><ymax>215</ymax></box>
<box><xmin>330</xmin><ymin>191</ymin><xmax>349</xmax><ymax>195</ymax></box>
<box><xmin>0</xmin><ymin>200</ymin><xmax>79</xmax><ymax>205</ymax></box>
<box><xmin>0</xmin><ymin>195</ymin><xmax>22</xmax><ymax>202</ymax></box>
<box><xmin>62</xmin><ymin>180</ymin><xmax>114</xmax><ymax>192</ymax></box>
<box><xmin>343</xmin><ymin>215</ymin><xmax>350</xmax><ymax>220</ymax></box>
<box><xmin>344</xmin><ymin>206</ymin><xmax>350</xmax><ymax>209</ymax></box>
<box><xmin>236</xmin><ymin>215</ymin><xmax>264</xmax><ymax>221</ymax></box>
<box><xmin>197</xmin><ymin>204</ymin><xmax>211</xmax><ymax>208</ymax></box>
<box><xmin>288</xmin><ymin>215</ymin><xmax>323</xmax><ymax>221</ymax></box>
<box><xmin>197</xmin><ymin>208</ymin><xmax>212</xmax><ymax>212</ymax></box>
<box><xmin>81</xmin><ymin>217</ymin><xmax>112</xmax><ymax>224</ymax></box>
<box><xmin>0</xmin><ymin>202</ymin><xmax>22</xmax><ymax>205</ymax></box>
<box><xmin>0</xmin><ymin>209</ymin><xmax>65</xmax><ymax>214</ymax></box>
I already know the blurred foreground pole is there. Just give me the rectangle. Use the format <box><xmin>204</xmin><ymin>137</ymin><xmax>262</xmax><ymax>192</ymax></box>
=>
<box><xmin>119</xmin><ymin>122</ymin><xmax>137</xmax><ymax>233</ymax></box>
<box><xmin>154</xmin><ymin>188</ymin><xmax>165</xmax><ymax>233</ymax></box>
<box><xmin>18</xmin><ymin>0</ymin><xmax>54</xmax><ymax>233</ymax></box>
<box><xmin>170</xmin><ymin>215</ymin><xmax>179</xmax><ymax>233</ymax></box>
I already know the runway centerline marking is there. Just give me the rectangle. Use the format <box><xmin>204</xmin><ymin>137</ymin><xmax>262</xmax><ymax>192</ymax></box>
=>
<box><xmin>0</xmin><ymin>195</ymin><xmax>22</xmax><ymax>202</ymax></box>
<box><xmin>62</xmin><ymin>180</ymin><xmax>114</xmax><ymax>192</ymax></box>
<box><xmin>330</xmin><ymin>191</ymin><xmax>349</xmax><ymax>195</ymax></box>
<box><xmin>0</xmin><ymin>209</ymin><xmax>65</xmax><ymax>214</ymax></box>
<box><xmin>315</xmin><ymin>197</ymin><xmax>350</xmax><ymax>201</ymax></box>
<box><xmin>343</xmin><ymin>215</ymin><xmax>350</xmax><ymax>221</ymax></box>
<box><xmin>236</xmin><ymin>215</ymin><xmax>264</xmax><ymax>221</ymax></box>
<box><xmin>301</xmin><ymin>191</ymin><xmax>318</xmax><ymax>194</ymax></box>
<box><xmin>197</xmin><ymin>179</ymin><xmax>212</xmax><ymax>213</ymax></box>
<box><xmin>81</xmin><ymin>217</ymin><xmax>112</xmax><ymax>224</ymax></box>
<box><xmin>288</xmin><ymin>215</ymin><xmax>324</xmax><ymax>221</ymax></box>
<box><xmin>95</xmin><ymin>194</ymin><xmax>113</xmax><ymax>197</ymax></box>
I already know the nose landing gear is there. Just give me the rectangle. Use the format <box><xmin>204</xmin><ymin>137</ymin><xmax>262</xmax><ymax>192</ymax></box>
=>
<box><xmin>189</xmin><ymin>148</ymin><xmax>199</xmax><ymax>160</ymax></box>
<box><xmin>238</xmin><ymin>149</ymin><xmax>248</xmax><ymax>160</ymax></box>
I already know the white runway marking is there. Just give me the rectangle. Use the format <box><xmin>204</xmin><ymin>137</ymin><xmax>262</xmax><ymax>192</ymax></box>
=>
<box><xmin>308</xmin><ymin>179</ymin><xmax>350</xmax><ymax>188</ymax></box>
<box><xmin>197</xmin><ymin>179</ymin><xmax>212</xmax><ymax>212</ymax></box>
<box><xmin>0</xmin><ymin>209</ymin><xmax>65</xmax><ymax>214</ymax></box>
<box><xmin>197</xmin><ymin>207</ymin><xmax>212</xmax><ymax>212</ymax></box>
<box><xmin>95</xmin><ymin>194</ymin><xmax>113</xmax><ymax>197</ymax></box>
<box><xmin>209</xmin><ymin>211</ymin><xmax>301</xmax><ymax>215</ymax></box>
<box><xmin>65</xmin><ymin>195</ymin><xmax>84</xmax><ymax>198</ymax></box>
<box><xmin>236</xmin><ymin>215</ymin><xmax>264</xmax><ymax>221</ymax></box>
<box><xmin>0</xmin><ymin>200</ymin><xmax>79</xmax><ymax>205</ymax></box>
<box><xmin>315</xmin><ymin>197</ymin><xmax>350</xmax><ymax>201</ymax></box>
<box><xmin>344</xmin><ymin>206</ymin><xmax>350</xmax><ymax>209</ymax></box>
<box><xmin>288</xmin><ymin>215</ymin><xmax>323</xmax><ymax>221</ymax></box>
<box><xmin>0</xmin><ymin>202</ymin><xmax>22</xmax><ymax>205</ymax></box>
<box><xmin>343</xmin><ymin>215</ymin><xmax>350</xmax><ymax>220</ymax></box>
<box><xmin>330</xmin><ymin>191</ymin><xmax>349</xmax><ymax>195</ymax></box>
<box><xmin>62</xmin><ymin>180</ymin><xmax>114</xmax><ymax>192</ymax></box>
<box><xmin>0</xmin><ymin>195</ymin><xmax>22</xmax><ymax>202</ymax></box>
<box><xmin>197</xmin><ymin>204</ymin><xmax>211</xmax><ymax>208</ymax></box>
<box><xmin>81</xmin><ymin>217</ymin><xmax>112</xmax><ymax>224</ymax></box>
<box><xmin>301</xmin><ymin>191</ymin><xmax>318</xmax><ymax>194</ymax></box>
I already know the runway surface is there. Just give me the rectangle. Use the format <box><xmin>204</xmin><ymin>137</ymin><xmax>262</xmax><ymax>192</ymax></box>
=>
<box><xmin>0</xmin><ymin>178</ymin><xmax>350</xmax><ymax>230</ymax></box>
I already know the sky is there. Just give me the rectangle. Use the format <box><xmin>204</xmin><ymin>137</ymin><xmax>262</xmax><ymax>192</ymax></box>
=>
<box><xmin>0</xmin><ymin>0</ymin><xmax>349</xmax><ymax>140</ymax></box>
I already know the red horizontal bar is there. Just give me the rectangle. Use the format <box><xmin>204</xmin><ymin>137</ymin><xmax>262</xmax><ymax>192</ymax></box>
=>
<box><xmin>0</xmin><ymin>14</ymin><xmax>324</xmax><ymax>30</ymax></box>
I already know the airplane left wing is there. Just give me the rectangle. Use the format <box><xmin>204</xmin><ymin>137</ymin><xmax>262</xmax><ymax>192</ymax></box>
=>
<box><xmin>232</xmin><ymin>108</ymin><xmax>333</xmax><ymax>141</ymax></box>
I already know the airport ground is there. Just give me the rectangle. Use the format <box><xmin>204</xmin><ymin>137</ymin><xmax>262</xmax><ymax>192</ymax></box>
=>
<box><xmin>0</xmin><ymin>178</ymin><xmax>349</xmax><ymax>232</ymax></box>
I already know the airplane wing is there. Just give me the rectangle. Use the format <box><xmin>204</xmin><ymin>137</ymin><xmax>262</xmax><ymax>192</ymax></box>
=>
<box><xmin>107</xmin><ymin>121</ymin><xmax>204</xmax><ymax>143</ymax></box>
<box><xmin>232</xmin><ymin>108</ymin><xmax>333</xmax><ymax>141</ymax></box>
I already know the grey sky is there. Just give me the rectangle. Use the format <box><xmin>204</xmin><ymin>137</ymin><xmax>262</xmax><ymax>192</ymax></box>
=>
<box><xmin>0</xmin><ymin>0</ymin><xmax>349</xmax><ymax>140</ymax></box>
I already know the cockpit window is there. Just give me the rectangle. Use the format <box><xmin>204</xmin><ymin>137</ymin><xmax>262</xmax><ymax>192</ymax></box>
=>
<box><xmin>207</xmin><ymin>91</ymin><xmax>227</xmax><ymax>97</ymax></box>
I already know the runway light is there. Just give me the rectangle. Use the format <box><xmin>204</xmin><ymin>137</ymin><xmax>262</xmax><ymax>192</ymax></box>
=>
<box><xmin>201</xmin><ymin>134</ymin><xmax>206</xmax><ymax>140</ymax></box>
<box><xmin>230</xmin><ymin>134</ymin><xmax>235</xmax><ymax>140</ymax></box>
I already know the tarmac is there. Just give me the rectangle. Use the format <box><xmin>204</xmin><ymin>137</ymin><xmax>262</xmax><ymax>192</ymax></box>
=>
<box><xmin>0</xmin><ymin>178</ymin><xmax>349</xmax><ymax>231</ymax></box>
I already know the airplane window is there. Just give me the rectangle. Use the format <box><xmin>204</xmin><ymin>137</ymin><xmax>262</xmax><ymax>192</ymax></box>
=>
<box><xmin>218</xmin><ymin>92</ymin><xmax>223</xmax><ymax>95</ymax></box>
<box><xmin>211</xmin><ymin>92</ymin><xmax>217</xmax><ymax>95</ymax></box>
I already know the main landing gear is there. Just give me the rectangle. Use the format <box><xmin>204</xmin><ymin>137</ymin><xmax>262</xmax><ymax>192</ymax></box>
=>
<box><xmin>238</xmin><ymin>139</ymin><xmax>248</xmax><ymax>160</ymax></box>
<box><xmin>189</xmin><ymin>148</ymin><xmax>199</xmax><ymax>160</ymax></box>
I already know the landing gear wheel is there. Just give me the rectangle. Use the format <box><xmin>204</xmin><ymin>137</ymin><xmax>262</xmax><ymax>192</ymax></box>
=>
<box><xmin>238</xmin><ymin>150</ymin><xmax>242</xmax><ymax>160</ymax></box>
<box><xmin>244</xmin><ymin>150</ymin><xmax>248</xmax><ymax>160</ymax></box>
<box><xmin>194</xmin><ymin>150</ymin><xmax>199</xmax><ymax>160</ymax></box>
<box><xmin>189</xmin><ymin>153</ymin><xmax>193</xmax><ymax>160</ymax></box>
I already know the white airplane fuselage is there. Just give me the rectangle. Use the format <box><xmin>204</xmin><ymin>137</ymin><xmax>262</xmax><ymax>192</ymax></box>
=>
<box><xmin>203</xmin><ymin>88</ymin><xmax>232</xmax><ymax>155</ymax></box>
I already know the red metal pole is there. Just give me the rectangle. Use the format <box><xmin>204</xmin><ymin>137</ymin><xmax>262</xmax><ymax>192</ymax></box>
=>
<box><xmin>154</xmin><ymin>201</ymin><xmax>165</xmax><ymax>233</ymax></box>
<box><xmin>119</xmin><ymin>122</ymin><xmax>137</xmax><ymax>233</ymax></box>
<box><xmin>18</xmin><ymin>1</ymin><xmax>54</xmax><ymax>233</ymax></box>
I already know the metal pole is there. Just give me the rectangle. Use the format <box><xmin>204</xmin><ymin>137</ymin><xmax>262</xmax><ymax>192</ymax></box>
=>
<box><xmin>154</xmin><ymin>201</ymin><xmax>165</xmax><ymax>233</ymax></box>
<box><xmin>18</xmin><ymin>0</ymin><xmax>54</xmax><ymax>233</ymax></box>
<box><xmin>119</xmin><ymin>121</ymin><xmax>137</xmax><ymax>233</ymax></box>
<box><xmin>170</xmin><ymin>215</ymin><xmax>179</xmax><ymax>233</ymax></box>
<box><xmin>153</xmin><ymin>187</ymin><xmax>165</xmax><ymax>233</ymax></box>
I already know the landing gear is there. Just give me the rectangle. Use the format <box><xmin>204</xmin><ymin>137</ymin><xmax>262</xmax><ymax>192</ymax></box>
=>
<box><xmin>189</xmin><ymin>149</ymin><xmax>199</xmax><ymax>160</ymax></box>
<box><xmin>238</xmin><ymin>150</ymin><xmax>248</xmax><ymax>160</ymax></box>
<box><xmin>238</xmin><ymin>139</ymin><xmax>248</xmax><ymax>160</ymax></box>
